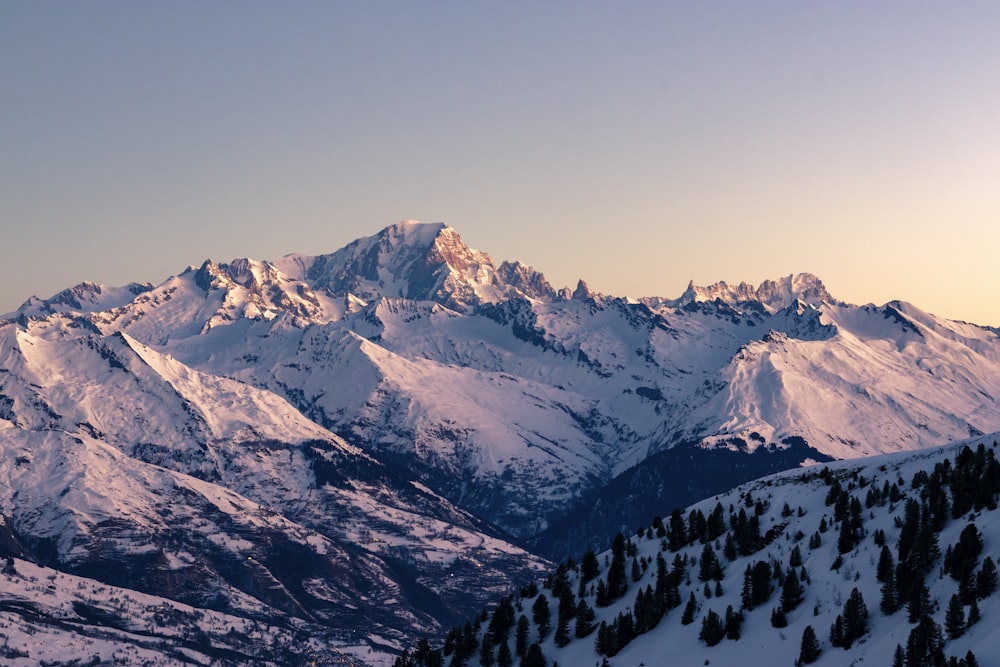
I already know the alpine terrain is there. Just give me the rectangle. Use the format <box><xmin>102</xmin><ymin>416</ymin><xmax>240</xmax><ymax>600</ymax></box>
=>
<box><xmin>2</xmin><ymin>220</ymin><xmax>999</xmax><ymax>664</ymax></box>
<box><xmin>396</xmin><ymin>436</ymin><xmax>1000</xmax><ymax>667</ymax></box>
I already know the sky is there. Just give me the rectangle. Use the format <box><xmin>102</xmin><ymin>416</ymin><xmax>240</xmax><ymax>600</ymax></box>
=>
<box><xmin>2</xmin><ymin>2</ymin><xmax>999</xmax><ymax>325</ymax></box>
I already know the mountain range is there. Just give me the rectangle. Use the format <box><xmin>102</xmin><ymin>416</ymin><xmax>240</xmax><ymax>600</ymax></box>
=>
<box><xmin>2</xmin><ymin>220</ymin><xmax>999</xmax><ymax>664</ymax></box>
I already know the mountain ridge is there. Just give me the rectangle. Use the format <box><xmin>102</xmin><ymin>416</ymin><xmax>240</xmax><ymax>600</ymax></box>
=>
<box><xmin>3</xmin><ymin>220</ymin><xmax>1000</xmax><ymax>664</ymax></box>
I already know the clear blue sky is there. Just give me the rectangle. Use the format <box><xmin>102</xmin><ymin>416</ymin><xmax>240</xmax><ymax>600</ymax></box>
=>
<box><xmin>2</xmin><ymin>2</ymin><xmax>999</xmax><ymax>324</ymax></box>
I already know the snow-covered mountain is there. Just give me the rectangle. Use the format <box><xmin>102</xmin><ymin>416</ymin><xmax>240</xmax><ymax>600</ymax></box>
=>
<box><xmin>398</xmin><ymin>435</ymin><xmax>1000</xmax><ymax>667</ymax></box>
<box><xmin>0</xmin><ymin>308</ymin><xmax>547</xmax><ymax>662</ymax></box>
<box><xmin>3</xmin><ymin>220</ymin><xmax>1000</xmax><ymax>663</ymax></box>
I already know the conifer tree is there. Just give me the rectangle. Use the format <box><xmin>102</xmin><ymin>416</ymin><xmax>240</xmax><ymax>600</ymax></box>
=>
<box><xmin>724</xmin><ymin>604</ymin><xmax>742</xmax><ymax>641</ymax></box>
<box><xmin>880</xmin><ymin>570</ymin><xmax>899</xmax><ymax>615</ymax></box>
<box><xmin>594</xmin><ymin>621</ymin><xmax>615</xmax><ymax>657</ymax></box>
<box><xmin>478</xmin><ymin>635</ymin><xmax>494</xmax><ymax>667</ymax></box>
<box><xmin>698</xmin><ymin>543</ymin><xmax>723</xmax><ymax>581</ymax></box>
<box><xmin>967</xmin><ymin>597</ymin><xmax>981</xmax><ymax>627</ymax></box>
<box><xmin>574</xmin><ymin>599</ymin><xmax>596</xmax><ymax>638</ymax></box>
<box><xmin>515</xmin><ymin>615</ymin><xmax>529</xmax><ymax>657</ymax></box>
<box><xmin>521</xmin><ymin>643</ymin><xmax>546</xmax><ymax>667</ymax></box>
<box><xmin>945</xmin><ymin>594</ymin><xmax>965</xmax><ymax>639</ymax></box>
<box><xmin>905</xmin><ymin>615</ymin><xmax>943</xmax><ymax>667</ymax></box>
<box><xmin>688</xmin><ymin>508</ymin><xmax>707</xmax><ymax>544</ymax></box>
<box><xmin>668</xmin><ymin>508</ymin><xmax>687</xmax><ymax>551</ymax></box>
<box><xmin>532</xmin><ymin>594</ymin><xmax>551</xmax><ymax>639</ymax></box>
<box><xmin>892</xmin><ymin>644</ymin><xmax>906</xmax><ymax>667</ymax></box>
<box><xmin>698</xmin><ymin>609</ymin><xmax>725</xmax><ymax>646</ymax></box>
<box><xmin>828</xmin><ymin>614</ymin><xmax>844</xmax><ymax>648</ymax></box>
<box><xmin>553</xmin><ymin>613</ymin><xmax>571</xmax><ymax>647</ymax></box>
<box><xmin>616</xmin><ymin>610</ymin><xmax>635</xmax><ymax>648</ymax></box>
<box><xmin>781</xmin><ymin>568</ymin><xmax>804</xmax><ymax>613</ymax></box>
<box><xmin>789</xmin><ymin>545</ymin><xmax>803</xmax><ymax>568</ymax></box>
<box><xmin>798</xmin><ymin>625</ymin><xmax>821</xmax><ymax>665</ymax></box>
<box><xmin>580</xmin><ymin>549</ymin><xmax>600</xmax><ymax>584</ymax></box>
<box><xmin>496</xmin><ymin>641</ymin><xmax>513</xmax><ymax>667</ymax></box>
<box><xmin>976</xmin><ymin>556</ymin><xmax>997</xmax><ymax>598</ymax></box>
<box><xmin>707</xmin><ymin>502</ymin><xmax>727</xmax><ymax>541</ymax></box>
<box><xmin>877</xmin><ymin>544</ymin><xmax>894</xmax><ymax>583</ymax></box>
<box><xmin>606</xmin><ymin>533</ymin><xmax>629</xmax><ymax>601</ymax></box>
<box><xmin>681</xmin><ymin>591</ymin><xmax>697</xmax><ymax>625</ymax></box>
<box><xmin>907</xmin><ymin>579</ymin><xmax>931</xmax><ymax>623</ymax></box>
<box><xmin>840</xmin><ymin>588</ymin><xmax>868</xmax><ymax>648</ymax></box>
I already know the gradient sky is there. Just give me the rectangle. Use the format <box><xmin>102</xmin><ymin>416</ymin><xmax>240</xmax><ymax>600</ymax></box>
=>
<box><xmin>2</xmin><ymin>2</ymin><xmax>999</xmax><ymax>325</ymax></box>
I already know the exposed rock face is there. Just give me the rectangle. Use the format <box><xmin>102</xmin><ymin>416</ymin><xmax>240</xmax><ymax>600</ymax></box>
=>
<box><xmin>276</xmin><ymin>221</ymin><xmax>555</xmax><ymax>312</ymax></box>
<box><xmin>669</xmin><ymin>272</ymin><xmax>836</xmax><ymax>311</ymax></box>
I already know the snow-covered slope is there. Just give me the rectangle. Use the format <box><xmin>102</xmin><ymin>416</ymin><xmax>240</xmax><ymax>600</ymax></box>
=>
<box><xmin>6</xmin><ymin>221</ymin><xmax>1000</xmax><ymax>550</ymax></box>
<box><xmin>4</xmin><ymin>220</ymin><xmax>1000</xmax><ymax>663</ymax></box>
<box><xmin>405</xmin><ymin>434</ymin><xmax>1000</xmax><ymax>667</ymax></box>
<box><xmin>0</xmin><ymin>306</ymin><xmax>548</xmax><ymax>663</ymax></box>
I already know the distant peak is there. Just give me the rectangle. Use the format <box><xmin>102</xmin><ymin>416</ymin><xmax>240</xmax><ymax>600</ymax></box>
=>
<box><xmin>287</xmin><ymin>221</ymin><xmax>556</xmax><ymax>312</ymax></box>
<box><xmin>572</xmin><ymin>279</ymin><xmax>595</xmax><ymax>300</ymax></box>
<box><xmin>672</xmin><ymin>273</ymin><xmax>835</xmax><ymax>312</ymax></box>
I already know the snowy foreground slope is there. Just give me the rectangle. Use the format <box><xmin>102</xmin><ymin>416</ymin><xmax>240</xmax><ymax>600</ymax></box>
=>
<box><xmin>401</xmin><ymin>435</ymin><xmax>1000</xmax><ymax>667</ymax></box>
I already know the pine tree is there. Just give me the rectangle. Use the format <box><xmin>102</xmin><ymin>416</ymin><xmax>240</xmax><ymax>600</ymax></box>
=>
<box><xmin>798</xmin><ymin>625</ymin><xmax>821</xmax><ymax>665</ymax></box>
<box><xmin>574</xmin><ymin>599</ymin><xmax>596</xmax><ymax>638</ymax></box>
<box><xmin>877</xmin><ymin>544</ymin><xmax>895</xmax><ymax>583</ymax></box>
<box><xmin>616</xmin><ymin>610</ymin><xmax>635</xmax><ymax>648</ymax></box>
<box><xmin>789</xmin><ymin>545</ymin><xmax>803</xmax><ymax>568</ymax></box>
<box><xmin>595</xmin><ymin>578</ymin><xmax>609</xmax><ymax>607</ymax></box>
<box><xmin>532</xmin><ymin>594</ymin><xmax>551</xmax><ymax>639</ymax></box>
<box><xmin>907</xmin><ymin>579</ymin><xmax>931</xmax><ymax>623</ymax></box>
<box><xmin>698</xmin><ymin>609</ymin><xmax>725</xmax><ymax>646</ymax></box>
<box><xmin>594</xmin><ymin>621</ymin><xmax>614</xmax><ymax>657</ymax></box>
<box><xmin>681</xmin><ymin>591</ymin><xmax>697</xmax><ymax>625</ymax></box>
<box><xmin>668</xmin><ymin>508</ymin><xmax>687</xmax><ymax>551</ymax></box>
<box><xmin>554</xmin><ymin>614</ymin><xmax>571</xmax><ymax>647</ymax></box>
<box><xmin>945</xmin><ymin>594</ymin><xmax>965</xmax><ymax>639</ymax></box>
<box><xmin>724</xmin><ymin>605</ymin><xmax>742</xmax><ymax>641</ymax></box>
<box><xmin>967</xmin><ymin>597</ymin><xmax>981</xmax><ymax>627</ymax></box>
<box><xmin>606</xmin><ymin>533</ymin><xmax>629</xmax><ymax>601</ymax></box>
<box><xmin>977</xmin><ymin>556</ymin><xmax>997</xmax><ymax>598</ymax></box>
<box><xmin>515</xmin><ymin>615</ymin><xmax>529</xmax><ymax>657</ymax></box>
<box><xmin>724</xmin><ymin>532</ymin><xmax>738</xmax><ymax>560</ymax></box>
<box><xmin>905</xmin><ymin>615</ymin><xmax>943</xmax><ymax>667</ymax></box>
<box><xmin>521</xmin><ymin>643</ymin><xmax>546</xmax><ymax>667</ymax></box>
<box><xmin>698</xmin><ymin>543</ymin><xmax>723</xmax><ymax>581</ymax></box>
<box><xmin>880</xmin><ymin>571</ymin><xmax>899</xmax><ymax>615</ymax></box>
<box><xmin>781</xmin><ymin>568</ymin><xmax>804</xmax><ymax>613</ymax></box>
<box><xmin>841</xmin><ymin>588</ymin><xmax>868</xmax><ymax>648</ymax></box>
<box><xmin>488</xmin><ymin>597</ymin><xmax>515</xmax><ymax>643</ymax></box>
<box><xmin>580</xmin><ymin>549</ymin><xmax>600</xmax><ymax>583</ymax></box>
<box><xmin>770</xmin><ymin>607</ymin><xmax>788</xmax><ymax>628</ymax></box>
<box><xmin>892</xmin><ymin>644</ymin><xmax>906</xmax><ymax>667</ymax></box>
<box><xmin>497</xmin><ymin>641</ymin><xmax>513</xmax><ymax>667</ymax></box>
<box><xmin>479</xmin><ymin>634</ymin><xmax>495</xmax><ymax>667</ymax></box>
<box><xmin>829</xmin><ymin>614</ymin><xmax>844</xmax><ymax>648</ymax></box>
<box><xmin>707</xmin><ymin>502</ymin><xmax>726</xmax><ymax>540</ymax></box>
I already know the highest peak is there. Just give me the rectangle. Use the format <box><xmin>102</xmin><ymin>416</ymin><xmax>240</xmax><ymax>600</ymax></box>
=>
<box><xmin>286</xmin><ymin>221</ymin><xmax>555</xmax><ymax>312</ymax></box>
<box><xmin>378</xmin><ymin>220</ymin><xmax>450</xmax><ymax>248</ymax></box>
<box><xmin>673</xmin><ymin>272</ymin><xmax>835</xmax><ymax>312</ymax></box>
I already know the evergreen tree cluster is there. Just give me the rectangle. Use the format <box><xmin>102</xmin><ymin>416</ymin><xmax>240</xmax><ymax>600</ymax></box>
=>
<box><xmin>829</xmin><ymin>587</ymin><xmax>868</xmax><ymax>649</ymax></box>
<box><xmin>395</xmin><ymin>443</ymin><xmax>1000</xmax><ymax>667</ymax></box>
